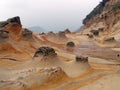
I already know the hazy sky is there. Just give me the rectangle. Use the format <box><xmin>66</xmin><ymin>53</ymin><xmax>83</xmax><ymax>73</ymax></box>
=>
<box><xmin>0</xmin><ymin>0</ymin><xmax>101</xmax><ymax>32</ymax></box>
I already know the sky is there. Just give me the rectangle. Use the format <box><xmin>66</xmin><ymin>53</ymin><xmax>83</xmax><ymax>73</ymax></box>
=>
<box><xmin>0</xmin><ymin>0</ymin><xmax>102</xmax><ymax>32</ymax></box>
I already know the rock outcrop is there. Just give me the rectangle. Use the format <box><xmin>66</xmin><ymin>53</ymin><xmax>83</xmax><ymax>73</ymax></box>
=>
<box><xmin>0</xmin><ymin>16</ymin><xmax>21</xmax><ymax>29</ymax></box>
<box><xmin>82</xmin><ymin>0</ymin><xmax>120</xmax><ymax>34</ymax></box>
<box><xmin>83</xmin><ymin>0</ymin><xmax>110</xmax><ymax>25</ymax></box>
<box><xmin>1</xmin><ymin>16</ymin><xmax>22</xmax><ymax>38</ymax></box>
<box><xmin>7</xmin><ymin>16</ymin><xmax>21</xmax><ymax>25</ymax></box>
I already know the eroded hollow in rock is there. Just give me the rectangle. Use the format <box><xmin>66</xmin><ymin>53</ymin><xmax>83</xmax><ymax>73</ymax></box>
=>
<box><xmin>76</xmin><ymin>56</ymin><xmax>88</xmax><ymax>63</ymax></box>
<box><xmin>34</xmin><ymin>46</ymin><xmax>57</xmax><ymax>57</ymax></box>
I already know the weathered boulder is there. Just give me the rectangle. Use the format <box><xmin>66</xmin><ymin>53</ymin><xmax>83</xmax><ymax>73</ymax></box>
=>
<box><xmin>0</xmin><ymin>30</ymin><xmax>9</xmax><ymax>38</ymax></box>
<box><xmin>22</xmin><ymin>28</ymin><xmax>32</xmax><ymax>39</ymax></box>
<box><xmin>66</xmin><ymin>41</ymin><xmax>75</xmax><ymax>47</ymax></box>
<box><xmin>34</xmin><ymin>46</ymin><xmax>57</xmax><ymax>57</ymax></box>
<box><xmin>76</xmin><ymin>56</ymin><xmax>88</xmax><ymax>63</ymax></box>
<box><xmin>7</xmin><ymin>16</ymin><xmax>21</xmax><ymax>25</ymax></box>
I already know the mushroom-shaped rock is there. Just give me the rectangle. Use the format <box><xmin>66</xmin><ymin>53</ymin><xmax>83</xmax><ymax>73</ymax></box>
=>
<box><xmin>22</xmin><ymin>28</ymin><xmax>33</xmax><ymax>39</ymax></box>
<box><xmin>7</xmin><ymin>16</ymin><xmax>21</xmax><ymax>25</ymax></box>
<box><xmin>76</xmin><ymin>56</ymin><xmax>88</xmax><ymax>63</ymax></box>
<box><xmin>90</xmin><ymin>30</ymin><xmax>99</xmax><ymax>36</ymax></box>
<box><xmin>66</xmin><ymin>41</ymin><xmax>75</xmax><ymax>47</ymax></box>
<box><xmin>0</xmin><ymin>21</ymin><xmax>9</xmax><ymax>28</ymax></box>
<box><xmin>0</xmin><ymin>30</ymin><xmax>9</xmax><ymax>39</ymax></box>
<box><xmin>34</xmin><ymin>46</ymin><xmax>57</xmax><ymax>57</ymax></box>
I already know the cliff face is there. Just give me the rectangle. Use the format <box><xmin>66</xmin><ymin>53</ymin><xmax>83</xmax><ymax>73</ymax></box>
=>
<box><xmin>83</xmin><ymin>0</ymin><xmax>120</xmax><ymax>33</ymax></box>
